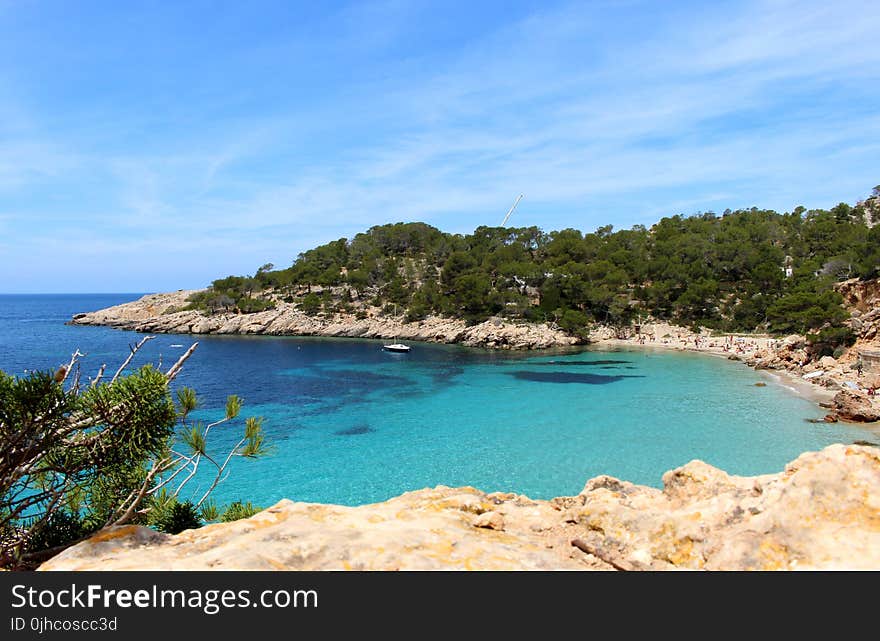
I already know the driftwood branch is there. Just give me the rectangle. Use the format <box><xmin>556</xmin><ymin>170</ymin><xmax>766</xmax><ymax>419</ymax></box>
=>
<box><xmin>570</xmin><ymin>538</ymin><xmax>645</xmax><ymax>571</ymax></box>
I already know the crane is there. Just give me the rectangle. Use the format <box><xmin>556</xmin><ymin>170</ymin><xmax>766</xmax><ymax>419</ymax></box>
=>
<box><xmin>500</xmin><ymin>194</ymin><xmax>523</xmax><ymax>227</ymax></box>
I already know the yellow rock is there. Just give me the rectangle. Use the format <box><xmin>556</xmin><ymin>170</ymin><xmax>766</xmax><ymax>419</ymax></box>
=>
<box><xmin>39</xmin><ymin>444</ymin><xmax>880</xmax><ymax>571</ymax></box>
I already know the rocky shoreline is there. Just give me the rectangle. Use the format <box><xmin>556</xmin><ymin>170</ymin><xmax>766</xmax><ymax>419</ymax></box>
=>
<box><xmin>69</xmin><ymin>290</ymin><xmax>580</xmax><ymax>351</ymax></box>
<box><xmin>70</xmin><ymin>290</ymin><xmax>880</xmax><ymax>422</ymax></box>
<box><xmin>39</xmin><ymin>443</ymin><xmax>880</xmax><ymax>571</ymax></box>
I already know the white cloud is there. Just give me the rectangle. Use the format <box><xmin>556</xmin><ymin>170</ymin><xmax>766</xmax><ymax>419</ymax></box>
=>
<box><xmin>1</xmin><ymin>0</ymin><xmax>879</xmax><ymax>291</ymax></box>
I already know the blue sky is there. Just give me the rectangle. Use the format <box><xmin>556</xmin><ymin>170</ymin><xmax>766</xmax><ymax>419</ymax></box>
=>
<box><xmin>1</xmin><ymin>0</ymin><xmax>878</xmax><ymax>293</ymax></box>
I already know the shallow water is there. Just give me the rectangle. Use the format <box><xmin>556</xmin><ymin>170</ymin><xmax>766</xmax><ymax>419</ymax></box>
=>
<box><xmin>1</xmin><ymin>294</ymin><xmax>875</xmax><ymax>507</ymax></box>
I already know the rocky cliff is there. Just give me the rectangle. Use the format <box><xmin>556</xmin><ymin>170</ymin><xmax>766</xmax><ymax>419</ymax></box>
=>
<box><xmin>725</xmin><ymin>278</ymin><xmax>880</xmax><ymax>421</ymax></box>
<box><xmin>69</xmin><ymin>291</ymin><xmax>580</xmax><ymax>350</ymax></box>
<box><xmin>40</xmin><ymin>443</ymin><xmax>880</xmax><ymax>571</ymax></box>
<box><xmin>837</xmin><ymin>277</ymin><xmax>880</xmax><ymax>347</ymax></box>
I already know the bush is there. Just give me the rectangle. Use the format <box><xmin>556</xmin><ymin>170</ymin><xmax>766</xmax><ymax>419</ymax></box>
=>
<box><xmin>150</xmin><ymin>499</ymin><xmax>202</xmax><ymax>534</ymax></box>
<box><xmin>766</xmin><ymin>289</ymin><xmax>848</xmax><ymax>334</ymax></box>
<box><xmin>220</xmin><ymin>501</ymin><xmax>262</xmax><ymax>522</ymax></box>
<box><xmin>24</xmin><ymin>511</ymin><xmax>85</xmax><ymax>555</ymax></box>
<box><xmin>405</xmin><ymin>303</ymin><xmax>429</xmax><ymax>322</ymax></box>
<box><xmin>807</xmin><ymin>326</ymin><xmax>856</xmax><ymax>357</ymax></box>
<box><xmin>237</xmin><ymin>297</ymin><xmax>275</xmax><ymax>314</ymax></box>
<box><xmin>557</xmin><ymin>309</ymin><xmax>591</xmax><ymax>339</ymax></box>
<box><xmin>298</xmin><ymin>293</ymin><xmax>321</xmax><ymax>315</ymax></box>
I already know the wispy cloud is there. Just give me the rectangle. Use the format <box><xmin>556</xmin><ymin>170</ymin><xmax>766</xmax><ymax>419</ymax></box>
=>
<box><xmin>1</xmin><ymin>0</ymin><xmax>878</xmax><ymax>291</ymax></box>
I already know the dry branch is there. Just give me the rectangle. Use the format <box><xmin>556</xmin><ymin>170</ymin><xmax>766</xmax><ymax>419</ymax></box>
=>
<box><xmin>570</xmin><ymin>538</ymin><xmax>645</xmax><ymax>571</ymax></box>
<box><xmin>110</xmin><ymin>336</ymin><xmax>154</xmax><ymax>384</ymax></box>
<box><xmin>165</xmin><ymin>342</ymin><xmax>198</xmax><ymax>382</ymax></box>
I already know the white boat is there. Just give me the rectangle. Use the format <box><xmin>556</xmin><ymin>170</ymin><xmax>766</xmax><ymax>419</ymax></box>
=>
<box><xmin>383</xmin><ymin>343</ymin><xmax>411</xmax><ymax>353</ymax></box>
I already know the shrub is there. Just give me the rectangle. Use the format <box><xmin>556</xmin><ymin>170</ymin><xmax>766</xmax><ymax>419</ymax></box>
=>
<box><xmin>149</xmin><ymin>498</ymin><xmax>202</xmax><ymax>534</ymax></box>
<box><xmin>807</xmin><ymin>326</ymin><xmax>855</xmax><ymax>357</ymax></box>
<box><xmin>298</xmin><ymin>293</ymin><xmax>321</xmax><ymax>315</ymax></box>
<box><xmin>220</xmin><ymin>501</ymin><xmax>262</xmax><ymax>522</ymax></box>
<box><xmin>24</xmin><ymin>511</ymin><xmax>85</xmax><ymax>555</ymax></box>
<box><xmin>237</xmin><ymin>297</ymin><xmax>275</xmax><ymax>314</ymax></box>
<box><xmin>405</xmin><ymin>303</ymin><xmax>428</xmax><ymax>322</ymax></box>
<box><xmin>557</xmin><ymin>309</ymin><xmax>591</xmax><ymax>339</ymax></box>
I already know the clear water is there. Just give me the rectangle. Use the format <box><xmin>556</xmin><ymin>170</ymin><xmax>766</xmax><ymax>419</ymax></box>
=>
<box><xmin>1</xmin><ymin>294</ymin><xmax>876</xmax><ymax>507</ymax></box>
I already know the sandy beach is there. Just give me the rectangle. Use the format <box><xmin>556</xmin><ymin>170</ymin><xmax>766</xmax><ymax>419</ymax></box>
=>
<box><xmin>588</xmin><ymin>319</ymin><xmax>869</xmax><ymax>408</ymax></box>
<box><xmin>594</xmin><ymin>336</ymin><xmax>833</xmax><ymax>401</ymax></box>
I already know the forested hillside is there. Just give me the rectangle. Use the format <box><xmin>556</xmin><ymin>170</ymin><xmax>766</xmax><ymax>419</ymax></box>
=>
<box><xmin>185</xmin><ymin>187</ymin><xmax>880</xmax><ymax>347</ymax></box>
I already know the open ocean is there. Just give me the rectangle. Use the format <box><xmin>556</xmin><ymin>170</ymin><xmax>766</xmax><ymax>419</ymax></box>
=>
<box><xmin>1</xmin><ymin>293</ymin><xmax>875</xmax><ymax>507</ymax></box>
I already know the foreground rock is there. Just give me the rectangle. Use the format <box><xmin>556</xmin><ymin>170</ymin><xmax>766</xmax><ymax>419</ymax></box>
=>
<box><xmin>70</xmin><ymin>291</ymin><xmax>580</xmax><ymax>351</ymax></box>
<box><xmin>40</xmin><ymin>444</ymin><xmax>880</xmax><ymax>571</ymax></box>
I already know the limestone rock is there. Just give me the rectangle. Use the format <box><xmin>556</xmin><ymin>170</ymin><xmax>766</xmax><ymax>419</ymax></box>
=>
<box><xmin>819</xmin><ymin>355</ymin><xmax>837</xmax><ymax>369</ymax></box>
<box><xmin>40</xmin><ymin>445</ymin><xmax>880</xmax><ymax>571</ymax></box>
<box><xmin>473</xmin><ymin>511</ymin><xmax>505</xmax><ymax>531</ymax></box>
<box><xmin>69</xmin><ymin>291</ymin><xmax>581</xmax><ymax>351</ymax></box>
<box><xmin>39</xmin><ymin>488</ymin><xmax>588</xmax><ymax>571</ymax></box>
<box><xmin>564</xmin><ymin>444</ymin><xmax>880</xmax><ymax>570</ymax></box>
<box><xmin>782</xmin><ymin>334</ymin><xmax>805</xmax><ymax>349</ymax></box>
<box><xmin>831</xmin><ymin>390</ymin><xmax>880</xmax><ymax>422</ymax></box>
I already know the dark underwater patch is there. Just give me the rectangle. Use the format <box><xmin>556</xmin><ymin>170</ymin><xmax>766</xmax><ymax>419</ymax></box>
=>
<box><xmin>509</xmin><ymin>371</ymin><xmax>642</xmax><ymax>384</ymax></box>
<box><xmin>529</xmin><ymin>359</ymin><xmax>631</xmax><ymax>367</ymax></box>
<box><xmin>334</xmin><ymin>424</ymin><xmax>375</xmax><ymax>436</ymax></box>
<box><xmin>278</xmin><ymin>369</ymin><xmax>416</xmax><ymax>411</ymax></box>
<box><xmin>428</xmin><ymin>364</ymin><xmax>465</xmax><ymax>385</ymax></box>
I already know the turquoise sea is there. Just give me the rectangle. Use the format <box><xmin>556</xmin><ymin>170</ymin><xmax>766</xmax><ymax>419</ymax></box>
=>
<box><xmin>1</xmin><ymin>294</ymin><xmax>876</xmax><ymax>507</ymax></box>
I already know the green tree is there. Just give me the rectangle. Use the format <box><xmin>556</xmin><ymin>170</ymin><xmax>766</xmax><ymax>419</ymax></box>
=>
<box><xmin>766</xmin><ymin>288</ymin><xmax>848</xmax><ymax>334</ymax></box>
<box><xmin>182</xmin><ymin>185</ymin><xmax>876</xmax><ymax>341</ymax></box>
<box><xmin>298</xmin><ymin>293</ymin><xmax>321</xmax><ymax>315</ymax></box>
<box><xmin>0</xmin><ymin>340</ymin><xmax>270</xmax><ymax>569</ymax></box>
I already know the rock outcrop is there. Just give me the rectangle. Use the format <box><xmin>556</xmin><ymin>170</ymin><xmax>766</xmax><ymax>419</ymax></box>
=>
<box><xmin>830</xmin><ymin>390</ymin><xmax>880</xmax><ymax>422</ymax></box>
<box><xmin>837</xmin><ymin>278</ymin><xmax>880</xmax><ymax>350</ymax></box>
<box><xmin>39</xmin><ymin>444</ymin><xmax>880</xmax><ymax>571</ymax></box>
<box><xmin>69</xmin><ymin>291</ymin><xmax>580</xmax><ymax>351</ymax></box>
